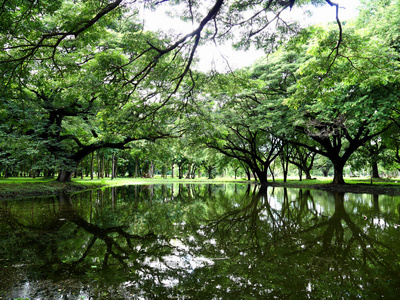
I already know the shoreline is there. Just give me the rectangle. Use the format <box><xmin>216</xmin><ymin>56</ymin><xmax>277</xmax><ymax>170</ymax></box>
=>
<box><xmin>0</xmin><ymin>180</ymin><xmax>103</xmax><ymax>200</ymax></box>
<box><xmin>269</xmin><ymin>181</ymin><xmax>400</xmax><ymax>196</ymax></box>
<box><xmin>1</xmin><ymin>177</ymin><xmax>400</xmax><ymax>200</ymax></box>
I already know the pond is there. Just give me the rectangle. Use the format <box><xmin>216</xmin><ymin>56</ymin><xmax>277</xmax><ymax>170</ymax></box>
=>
<box><xmin>0</xmin><ymin>184</ymin><xmax>399</xmax><ymax>299</ymax></box>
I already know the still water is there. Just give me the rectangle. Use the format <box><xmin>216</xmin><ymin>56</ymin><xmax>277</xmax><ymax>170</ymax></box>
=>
<box><xmin>0</xmin><ymin>184</ymin><xmax>399</xmax><ymax>299</ymax></box>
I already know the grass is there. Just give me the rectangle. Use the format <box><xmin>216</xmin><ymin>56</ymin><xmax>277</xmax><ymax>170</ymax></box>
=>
<box><xmin>0</xmin><ymin>176</ymin><xmax>249</xmax><ymax>199</ymax></box>
<box><xmin>270</xmin><ymin>176</ymin><xmax>400</xmax><ymax>196</ymax></box>
<box><xmin>73</xmin><ymin>176</ymin><xmax>249</xmax><ymax>186</ymax></box>
<box><xmin>0</xmin><ymin>177</ymin><xmax>102</xmax><ymax>199</ymax></box>
<box><xmin>2</xmin><ymin>175</ymin><xmax>400</xmax><ymax>199</ymax></box>
<box><xmin>273</xmin><ymin>176</ymin><xmax>400</xmax><ymax>185</ymax></box>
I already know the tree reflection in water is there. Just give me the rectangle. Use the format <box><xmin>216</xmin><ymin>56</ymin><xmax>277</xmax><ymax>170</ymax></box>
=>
<box><xmin>0</xmin><ymin>184</ymin><xmax>399</xmax><ymax>299</ymax></box>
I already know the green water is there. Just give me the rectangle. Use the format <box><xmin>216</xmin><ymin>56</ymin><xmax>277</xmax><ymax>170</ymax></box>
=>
<box><xmin>0</xmin><ymin>184</ymin><xmax>399</xmax><ymax>299</ymax></box>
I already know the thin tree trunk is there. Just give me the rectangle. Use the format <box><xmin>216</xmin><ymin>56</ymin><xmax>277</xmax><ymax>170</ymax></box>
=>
<box><xmin>101</xmin><ymin>153</ymin><xmax>105</xmax><ymax>179</ymax></box>
<box><xmin>269</xmin><ymin>165</ymin><xmax>275</xmax><ymax>182</ymax></box>
<box><xmin>32</xmin><ymin>159</ymin><xmax>36</xmax><ymax>178</ymax></box>
<box><xmin>111</xmin><ymin>153</ymin><xmax>115</xmax><ymax>180</ymax></box>
<box><xmin>150</xmin><ymin>161</ymin><xmax>154</xmax><ymax>178</ymax></box>
<box><xmin>186</xmin><ymin>164</ymin><xmax>192</xmax><ymax>179</ymax></box>
<box><xmin>91</xmin><ymin>152</ymin><xmax>94</xmax><ymax>180</ymax></box>
<box><xmin>97</xmin><ymin>150</ymin><xmax>101</xmax><ymax>179</ymax></box>
<box><xmin>281</xmin><ymin>159</ymin><xmax>288</xmax><ymax>182</ymax></box>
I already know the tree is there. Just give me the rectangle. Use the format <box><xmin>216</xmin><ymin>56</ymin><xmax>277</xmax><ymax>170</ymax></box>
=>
<box><xmin>348</xmin><ymin>138</ymin><xmax>390</xmax><ymax>178</ymax></box>
<box><xmin>313</xmin><ymin>156</ymin><xmax>333</xmax><ymax>177</ymax></box>
<box><xmin>197</xmin><ymin>74</ymin><xmax>284</xmax><ymax>185</ymax></box>
<box><xmin>1</xmin><ymin>15</ymin><xmax>185</xmax><ymax>181</ymax></box>
<box><xmin>287</xmin><ymin>144</ymin><xmax>316</xmax><ymax>180</ymax></box>
<box><xmin>281</xmin><ymin>10</ymin><xmax>400</xmax><ymax>183</ymax></box>
<box><xmin>200</xmin><ymin>149</ymin><xmax>224</xmax><ymax>179</ymax></box>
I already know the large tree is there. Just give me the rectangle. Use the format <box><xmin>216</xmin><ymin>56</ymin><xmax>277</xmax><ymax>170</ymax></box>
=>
<box><xmin>245</xmin><ymin>3</ymin><xmax>399</xmax><ymax>184</ymax></box>
<box><xmin>284</xmin><ymin>3</ymin><xmax>400</xmax><ymax>183</ymax></box>
<box><xmin>1</xmin><ymin>15</ymin><xmax>184</xmax><ymax>181</ymax></box>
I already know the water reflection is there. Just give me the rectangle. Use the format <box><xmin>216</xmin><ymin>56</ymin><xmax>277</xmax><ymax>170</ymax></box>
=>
<box><xmin>0</xmin><ymin>184</ymin><xmax>399</xmax><ymax>299</ymax></box>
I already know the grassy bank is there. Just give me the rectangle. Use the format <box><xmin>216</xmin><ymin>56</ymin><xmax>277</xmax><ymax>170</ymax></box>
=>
<box><xmin>0</xmin><ymin>177</ymin><xmax>104</xmax><ymax>200</ymax></box>
<box><xmin>2</xmin><ymin>176</ymin><xmax>400</xmax><ymax>200</ymax></box>
<box><xmin>270</xmin><ymin>177</ymin><xmax>400</xmax><ymax>195</ymax></box>
<box><xmin>0</xmin><ymin>176</ymin><xmax>248</xmax><ymax>200</ymax></box>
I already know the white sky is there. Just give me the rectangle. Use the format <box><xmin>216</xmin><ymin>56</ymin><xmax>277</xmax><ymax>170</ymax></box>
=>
<box><xmin>142</xmin><ymin>0</ymin><xmax>360</xmax><ymax>72</ymax></box>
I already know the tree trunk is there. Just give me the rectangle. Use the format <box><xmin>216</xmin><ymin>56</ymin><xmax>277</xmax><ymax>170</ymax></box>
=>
<box><xmin>91</xmin><ymin>152</ymin><xmax>94</xmax><ymax>180</ymax></box>
<box><xmin>255</xmin><ymin>169</ymin><xmax>268</xmax><ymax>186</ymax></box>
<box><xmin>269</xmin><ymin>165</ymin><xmax>275</xmax><ymax>182</ymax></box>
<box><xmin>185</xmin><ymin>164</ymin><xmax>192</xmax><ymax>179</ymax></box>
<box><xmin>191</xmin><ymin>166</ymin><xmax>197</xmax><ymax>179</ymax></box>
<box><xmin>258</xmin><ymin>174</ymin><xmax>268</xmax><ymax>186</ymax></box>
<box><xmin>149</xmin><ymin>161</ymin><xmax>153</xmax><ymax>178</ymax></box>
<box><xmin>281</xmin><ymin>158</ymin><xmax>288</xmax><ymax>182</ymax></box>
<box><xmin>178</xmin><ymin>165</ymin><xmax>183</xmax><ymax>179</ymax></box>
<box><xmin>245</xmin><ymin>168</ymin><xmax>251</xmax><ymax>181</ymax></box>
<box><xmin>57</xmin><ymin>169</ymin><xmax>74</xmax><ymax>182</ymax></box>
<box><xmin>304</xmin><ymin>168</ymin><xmax>312</xmax><ymax>180</ymax></box>
<box><xmin>371</xmin><ymin>160</ymin><xmax>380</xmax><ymax>178</ymax></box>
<box><xmin>101</xmin><ymin>153</ymin><xmax>105</xmax><ymax>178</ymax></box>
<box><xmin>161</xmin><ymin>165</ymin><xmax>167</xmax><ymax>178</ymax></box>
<box><xmin>207</xmin><ymin>168</ymin><xmax>213</xmax><ymax>179</ymax></box>
<box><xmin>111</xmin><ymin>153</ymin><xmax>115</xmax><ymax>179</ymax></box>
<box><xmin>105</xmin><ymin>158</ymin><xmax>109</xmax><ymax>177</ymax></box>
<box><xmin>252</xmin><ymin>170</ymin><xmax>258</xmax><ymax>182</ymax></box>
<box><xmin>114</xmin><ymin>155</ymin><xmax>118</xmax><ymax>178</ymax></box>
<box><xmin>97</xmin><ymin>150</ymin><xmax>101</xmax><ymax>179</ymax></box>
<box><xmin>332</xmin><ymin>162</ymin><xmax>345</xmax><ymax>184</ymax></box>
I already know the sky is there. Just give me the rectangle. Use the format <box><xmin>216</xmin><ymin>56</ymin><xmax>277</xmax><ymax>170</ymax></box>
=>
<box><xmin>142</xmin><ymin>0</ymin><xmax>361</xmax><ymax>72</ymax></box>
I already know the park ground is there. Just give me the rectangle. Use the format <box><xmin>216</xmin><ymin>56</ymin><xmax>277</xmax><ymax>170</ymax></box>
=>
<box><xmin>2</xmin><ymin>176</ymin><xmax>400</xmax><ymax>200</ymax></box>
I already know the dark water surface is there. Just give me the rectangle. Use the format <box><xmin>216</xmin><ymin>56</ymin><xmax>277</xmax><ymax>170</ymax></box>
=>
<box><xmin>0</xmin><ymin>184</ymin><xmax>399</xmax><ymax>299</ymax></box>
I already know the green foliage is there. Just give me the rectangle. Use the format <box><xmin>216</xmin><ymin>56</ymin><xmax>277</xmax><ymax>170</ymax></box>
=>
<box><xmin>1</xmin><ymin>6</ymin><xmax>186</xmax><ymax>180</ymax></box>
